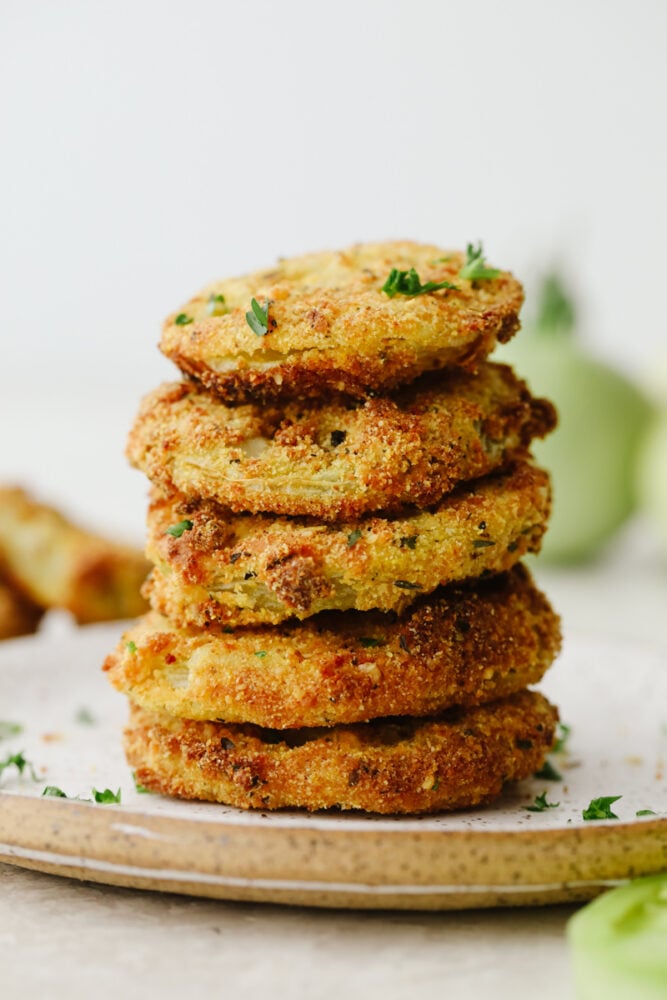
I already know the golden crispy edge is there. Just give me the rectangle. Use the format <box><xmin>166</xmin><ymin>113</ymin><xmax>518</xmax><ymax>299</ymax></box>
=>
<box><xmin>0</xmin><ymin>487</ymin><xmax>150</xmax><ymax>624</ymax></box>
<box><xmin>127</xmin><ymin>363</ymin><xmax>557</xmax><ymax>519</ymax></box>
<box><xmin>159</xmin><ymin>242</ymin><xmax>524</xmax><ymax>402</ymax></box>
<box><xmin>125</xmin><ymin>690</ymin><xmax>558</xmax><ymax>814</ymax></box>
<box><xmin>145</xmin><ymin>461</ymin><xmax>551</xmax><ymax>627</ymax></box>
<box><xmin>104</xmin><ymin>566</ymin><xmax>561</xmax><ymax>728</ymax></box>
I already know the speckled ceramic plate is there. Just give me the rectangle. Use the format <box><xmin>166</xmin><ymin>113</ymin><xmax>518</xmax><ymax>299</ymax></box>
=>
<box><xmin>0</xmin><ymin>620</ymin><xmax>665</xmax><ymax>910</ymax></box>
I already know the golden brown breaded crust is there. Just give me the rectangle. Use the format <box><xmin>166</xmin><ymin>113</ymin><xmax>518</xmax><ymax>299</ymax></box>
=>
<box><xmin>0</xmin><ymin>487</ymin><xmax>150</xmax><ymax>624</ymax></box>
<box><xmin>125</xmin><ymin>690</ymin><xmax>558</xmax><ymax>814</ymax></box>
<box><xmin>105</xmin><ymin>566</ymin><xmax>561</xmax><ymax>728</ymax></box>
<box><xmin>128</xmin><ymin>363</ymin><xmax>556</xmax><ymax>519</ymax></box>
<box><xmin>145</xmin><ymin>462</ymin><xmax>551</xmax><ymax>628</ymax></box>
<box><xmin>0</xmin><ymin>570</ymin><xmax>44</xmax><ymax>640</ymax></box>
<box><xmin>159</xmin><ymin>241</ymin><xmax>524</xmax><ymax>402</ymax></box>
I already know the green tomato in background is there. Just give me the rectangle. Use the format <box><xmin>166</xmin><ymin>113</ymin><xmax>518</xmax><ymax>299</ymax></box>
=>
<box><xmin>502</xmin><ymin>276</ymin><xmax>654</xmax><ymax>563</ymax></box>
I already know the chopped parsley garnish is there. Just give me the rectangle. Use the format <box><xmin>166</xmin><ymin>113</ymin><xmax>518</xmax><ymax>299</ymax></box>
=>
<box><xmin>254</xmin><ymin>650</ymin><xmax>268</xmax><ymax>658</ymax></box>
<box><xmin>399</xmin><ymin>535</ymin><xmax>418</xmax><ymax>549</ymax></box>
<box><xmin>126</xmin><ymin>641</ymin><xmax>137</xmax><ymax>655</ymax></box>
<box><xmin>524</xmin><ymin>791</ymin><xmax>560</xmax><ymax>812</ymax></box>
<box><xmin>459</xmin><ymin>242</ymin><xmax>500</xmax><ymax>281</ymax></box>
<box><xmin>381</xmin><ymin>268</ymin><xmax>458</xmax><ymax>298</ymax></box>
<box><xmin>92</xmin><ymin>787</ymin><xmax>122</xmax><ymax>804</ymax></box>
<box><xmin>534</xmin><ymin>760</ymin><xmax>562</xmax><ymax>782</ymax></box>
<box><xmin>42</xmin><ymin>786</ymin><xmax>68</xmax><ymax>798</ymax></box>
<box><xmin>553</xmin><ymin>722</ymin><xmax>572</xmax><ymax>753</ymax></box>
<box><xmin>0</xmin><ymin>751</ymin><xmax>38</xmax><ymax>782</ymax></box>
<box><xmin>133</xmin><ymin>772</ymin><xmax>151</xmax><ymax>794</ymax></box>
<box><xmin>0</xmin><ymin>721</ymin><xmax>22</xmax><ymax>740</ymax></box>
<box><xmin>75</xmin><ymin>707</ymin><xmax>96</xmax><ymax>725</ymax></box>
<box><xmin>472</xmin><ymin>539</ymin><xmax>496</xmax><ymax>549</ymax></box>
<box><xmin>347</xmin><ymin>529</ymin><xmax>362</xmax><ymax>547</ymax></box>
<box><xmin>165</xmin><ymin>519</ymin><xmax>193</xmax><ymax>538</ymax></box>
<box><xmin>358</xmin><ymin>637</ymin><xmax>384</xmax><ymax>648</ymax></box>
<box><xmin>582</xmin><ymin>795</ymin><xmax>621</xmax><ymax>821</ymax></box>
<box><xmin>394</xmin><ymin>580</ymin><xmax>423</xmax><ymax>590</ymax></box>
<box><xmin>636</xmin><ymin>809</ymin><xmax>656</xmax><ymax>816</ymax></box>
<box><xmin>246</xmin><ymin>297</ymin><xmax>270</xmax><ymax>336</ymax></box>
<box><xmin>174</xmin><ymin>313</ymin><xmax>194</xmax><ymax>326</ymax></box>
<box><xmin>207</xmin><ymin>293</ymin><xmax>227</xmax><ymax>316</ymax></box>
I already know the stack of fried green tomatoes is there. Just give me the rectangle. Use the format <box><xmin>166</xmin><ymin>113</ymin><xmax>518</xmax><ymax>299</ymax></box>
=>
<box><xmin>104</xmin><ymin>240</ymin><xmax>563</xmax><ymax>815</ymax></box>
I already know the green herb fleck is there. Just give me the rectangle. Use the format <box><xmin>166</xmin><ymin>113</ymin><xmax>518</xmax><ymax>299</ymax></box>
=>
<box><xmin>394</xmin><ymin>580</ymin><xmax>423</xmax><ymax>590</ymax></box>
<box><xmin>75</xmin><ymin>707</ymin><xmax>96</xmax><ymax>725</ymax></box>
<box><xmin>472</xmin><ymin>539</ymin><xmax>496</xmax><ymax>549</ymax></box>
<box><xmin>459</xmin><ymin>242</ymin><xmax>500</xmax><ymax>281</ymax></box>
<box><xmin>133</xmin><ymin>772</ymin><xmax>151</xmax><ymax>794</ymax></box>
<box><xmin>553</xmin><ymin>722</ymin><xmax>571</xmax><ymax>753</ymax></box>
<box><xmin>91</xmin><ymin>787</ymin><xmax>121</xmax><ymax>804</ymax></box>
<box><xmin>42</xmin><ymin>786</ymin><xmax>68</xmax><ymax>798</ymax></box>
<box><xmin>174</xmin><ymin>313</ymin><xmax>194</xmax><ymax>326</ymax></box>
<box><xmin>358</xmin><ymin>637</ymin><xmax>384</xmax><ymax>648</ymax></box>
<box><xmin>254</xmin><ymin>650</ymin><xmax>268</xmax><ymax>658</ymax></box>
<box><xmin>165</xmin><ymin>519</ymin><xmax>193</xmax><ymax>538</ymax></box>
<box><xmin>524</xmin><ymin>791</ymin><xmax>560</xmax><ymax>812</ymax></box>
<box><xmin>126</xmin><ymin>641</ymin><xmax>137</xmax><ymax>655</ymax></box>
<box><xmin>636</xmin><ymin>809</ymin><xmax>656</xmax><ymax>816</ymax></box>
<box><xmin>582</xmin><ymin>795</ymin><xmax>621</xmax><ymax>821</ymax></box>
<box><xmin>381</xmin><ymin>268</ymin><xmax>458</xmax><ymax>298</ymax></box>
<box><xmin>534</xmin><ymin>760</ymin><xmax>562</xmax><ymax>782</ymax></box>
<box><xmin>0</xmin><ymin>751</ymin><xmax>38</xmax><ymax>782</ymax></box>
<box><xmin>207</xmin><ymin>293</ymin><xmax>227</xmax><ymax>316</ymax></box>
<box><xmin>246</xmin><ymin>297</ymin><xmax>270</xmax><ymax>336</ymax></box>
<box><xmin>399</xmin><ymin>535</ymin><xmax>418</xmax><ymax>550</ymax></box>
<box><xmin>347</xmin><ymin>529</ymin><xmax>362</xmax><ymax>547</ymax></box>
<box><xmin>0</xmin><ymin>721</ymin><xmax>23</xmax><ymax>740</ymax></box>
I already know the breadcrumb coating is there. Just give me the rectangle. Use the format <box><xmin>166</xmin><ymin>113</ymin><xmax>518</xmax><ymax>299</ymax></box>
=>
<box><xmin>105</xmin><ymin>565</ymin><xmax>561</xmax><ymax>728</ymax></box>
<box><xmin>160</xmin><ymin>241</ymin><xmax>523</xmax><ymax>402</ymax></box>
<box><xmin>127</xmin><ymin>363</ymin><xmax>555</xmax><ymax>519</ymax></box>
<box><xmin>144</xmin><ymin>461</ymin><xmax>551</xmax><ymax>628</ymax></box>
<box><xmin>125</xmin><ymin>690</ymin><xmax>558</xmax><ymax>814</ymax></box>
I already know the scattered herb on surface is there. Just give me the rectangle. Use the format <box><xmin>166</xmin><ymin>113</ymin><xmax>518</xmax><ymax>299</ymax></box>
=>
<box><xmin>330</xmin><ymin>430</ymin><xmax>347</xmax><ymax>447</ymax></box>
<box><xmin>553</xmin><ymin>722</ymin><xmax>572</xmax><ymax>753</ymax></box>
<box><xmin>174</xmin><ymin>313</ymin><xmax>193</xmax><ymax>326</ymax></box>
<box><xmin>472</xmin><ymin>539</ymin><xmax>496</xmax><ymax>549</ymax></box>
<box><xmin>582</xmin><ymin>795</ymin><xmax>621</xmax><ymax>821</ymax></box>
<box><xmin>165</xmin><ymin>519</ymin><xmax>193</xmax><ymax>538</ymax></box>
<box><xmin>534</xmin><ymin>760</ymin><xmax>562</xmax><ymax>782</ymax></box>
<box><xmin>459</xmin><ymin>242</ymin><xmax>500</xmax><ymax>281</ymax></box>
<box><xmin>207</xmin><ymin>293</ymin><xmax>227</xmax><ymax>316</ymax></box>
<box><xmin>246</xmin><ymin>297</ymin><xmax>270</xmax><ymax>336</ymax></box>
<box><xmin>399</xmin><ymin>535</ymin><xmax>418</xmax><ymax>549</ymax></box>
<box><xmin>254</xmin><ymin>650</ymin><xmax>268</xmax><ymax>658</ymax></box>
<box><xmin>126</xmin><ymin>641</ymin><xmax>137</xmax><ymax>655</ymax></box>
<box><xmin>381</xmin><ymin>268</ymin><xmax>458</xmax><ymax>298</ymax></box>
<box><xmin>0</xmin><ymin>751</ymin><xmax>38</xmax><ymax>782</ymax></box>
<box><xmin>358</xmin><ymin>637</ymin><xmax>384</xmax><ymax>648</ymax></box>
<box><xmin>75</xmin><ymin>707</ymin><xmax>96</xmax><ymax>725</ymax></box>
<box><xmin>524</xmin><ymin>791</ymin><xmax>560</xmax><ymax>812</ymax></box>
<box><xmin>133</xmin><ymin>772</ymin><xmax>151</xmax><ymax>794</ymax></box>
<box><xmin>636</xmin><ymin>809</ymin><xmax>656</xmax><ymax>817</ymax></box>
<box><xmin>394</xmin><ymin>580</ymin><xmax>423</xmax><ymax>590</ymax></box>
<box><xmin>42</xmin><ymin>786</ymin><xmax>68</xmax><ymax>798</ymax></box>
<box><xmin>91</xmin><ymin>788</ymin><xmax>122</xmax><ymax>804</ymax></box>
<box><xmin>347</xmin><ymin>529</ymin><xmax>362</xmax><ymax>547</ymax></box>
<box><xmin>0</xmin><ymin>721</ymin><xmax>22</xmax><ymax>740</ymax></box>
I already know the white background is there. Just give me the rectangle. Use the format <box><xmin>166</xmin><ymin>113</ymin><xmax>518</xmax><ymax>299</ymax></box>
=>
<box><xmin>1</xmin><ymin>0</ymin><xmax>666</xmax><ymax>537</ymax></box>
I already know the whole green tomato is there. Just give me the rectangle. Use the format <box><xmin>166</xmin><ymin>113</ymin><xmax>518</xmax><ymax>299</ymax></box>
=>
<box><xmin>502</xmin><ymin>276</ymin><xmax>654</xmax><ymax>563</ymax></box>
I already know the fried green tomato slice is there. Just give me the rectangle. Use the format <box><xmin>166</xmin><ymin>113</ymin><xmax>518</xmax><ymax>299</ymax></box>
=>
<box><xmin>144</xmin><ymin>461</ymin><xmax>551</xmax><ymax>628</ymax></box>
<box><xmin>127</xmin><ymin>363</ymin><xmax>556</xmax><ymax>520</ymax></box>
<box><xmin>125</xmin><ymin>689</ymin><xmax>558</xmax><ymax>814</ymax></box>
<box><xmin>104</xmin><ymin>566</ymin><xmax>561</xmax><ymax>729</ymax></box>
<box><xmin>0</xmin><ymin>487</ymin><xmax>150</xmax><ymax>624</ymax></box>
<box><xmin>159</xmin><ymin>241</ymin><xmax>524</xmax><ymax>402</ymax></box>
